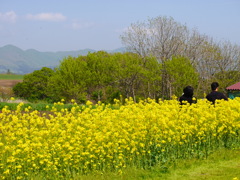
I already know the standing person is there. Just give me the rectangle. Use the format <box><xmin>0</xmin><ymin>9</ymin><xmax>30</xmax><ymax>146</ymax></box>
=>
<box><xmin>179</xmin><ymin>86</ymin><xmax>197</xmax><ymax>105</ymax></box>
<box><xmin>206</xmin><ymin>82</ymin><xmax>228</xmax><ymax>104</ymax></box>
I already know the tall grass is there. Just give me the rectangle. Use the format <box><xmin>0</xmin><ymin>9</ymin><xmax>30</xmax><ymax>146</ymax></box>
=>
<box><xmin>78</xmin><ymin>148</ymin><xmax>240</xmax><ymax>180</ymax></box>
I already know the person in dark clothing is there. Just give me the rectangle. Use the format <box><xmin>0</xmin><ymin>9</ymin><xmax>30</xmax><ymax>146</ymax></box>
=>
<box><xmin>206</xmin><ymin>82</ymin><xmax>228</xmax><ymax>104</ymax></box>
<box><xmin>179</xmin><ymin>86</ymin><xmax>197</xmax><ymax>105</ymax></box>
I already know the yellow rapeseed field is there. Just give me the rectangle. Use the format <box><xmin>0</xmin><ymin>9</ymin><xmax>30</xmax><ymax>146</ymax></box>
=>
<box><xmin>0</xmin><ymin>98</ymin><xmax>240</xmax><ymax>179</ymax></box>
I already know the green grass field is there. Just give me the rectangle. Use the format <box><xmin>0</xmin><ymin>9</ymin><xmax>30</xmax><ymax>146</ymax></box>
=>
<box><xmin>78</xmin><ymin>148</ymin><xmax>240</xmax><ymax>180</ymax></box>
<box><xmin>0</xmin><ymin>73</ymin><xmax>24</xmax><ymax>80</ymax></box>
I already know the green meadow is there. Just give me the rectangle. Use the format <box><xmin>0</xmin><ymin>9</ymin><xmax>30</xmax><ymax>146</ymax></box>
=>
<box><xmin>0</xmin><ymin>74</ymin><xmax>24</xmax><ymax>80</ymax></box>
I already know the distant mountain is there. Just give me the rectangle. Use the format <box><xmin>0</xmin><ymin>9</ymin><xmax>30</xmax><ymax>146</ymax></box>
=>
<box><xmin>0</xmin><ymin>45</ymin><xmax>126</xmax><ymax>74</ymax></box>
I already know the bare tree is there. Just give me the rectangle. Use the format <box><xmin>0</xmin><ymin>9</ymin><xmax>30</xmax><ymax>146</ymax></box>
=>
<box><xmin>121</xmin><ymin>16</ymin><xmax>189</xmax><ymax>61</ymax></box>
<box><xmin>121</xmin><ymin>16</ymin><xmax>191</xmax><ymax>99</ymax></box>
<box><xmin>216</xmin><ymin>40</ymin><xmax>240</xmax><ymax>72</ymax></box>
<box><xmin>121</xmin><ymin>16</ymin><xmax>240</xmax><ymax>99</ymax></box>
<box><xmin>212</xmin><ymin>41</ymin><xmax>240</xmax><ymax>91</ymax></box>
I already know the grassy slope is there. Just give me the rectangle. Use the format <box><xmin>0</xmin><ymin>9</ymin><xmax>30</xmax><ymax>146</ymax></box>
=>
<box><xmin>78</xmin><ymin>148</ymin><xmax>240</xmax><ymax>180</ymax></box>
<box><xmin>161</xmin><ymin>148</ymin><xmax>240</xmax><ymax>180</ymax></box>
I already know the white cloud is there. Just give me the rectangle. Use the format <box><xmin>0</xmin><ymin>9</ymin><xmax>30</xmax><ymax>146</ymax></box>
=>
<box><xmin>26</xmin><ymin>13</ymin><xmax>66</xmax><ymax>22</ymax></box>
<box><xmin>0</xmin><ymin>11</ymin><xmax>17</xmax><ymax>23</ymax></box>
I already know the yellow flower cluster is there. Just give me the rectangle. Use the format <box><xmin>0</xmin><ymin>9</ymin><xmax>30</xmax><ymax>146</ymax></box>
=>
<box><xmin>0</xmin><ymin>98</ymin><xmax>240</xmax><ymax>179</ymax></box>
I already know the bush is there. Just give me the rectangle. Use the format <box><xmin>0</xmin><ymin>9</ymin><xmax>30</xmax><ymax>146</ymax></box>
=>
<box><xmin>0</xmin><ymin>87</ymin><xmax>14</xmax><ymax>102</ymax></box>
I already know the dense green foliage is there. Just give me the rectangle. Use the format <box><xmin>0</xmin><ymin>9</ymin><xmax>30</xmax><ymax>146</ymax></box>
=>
<box><xmin>165</xmin><ymin>56</ymin><xmax>199</xmax><ymax>97</ymax></box>
<box><xmin>13</xmin><ymin>52</ymin><xmax>165</xmax><ymax>103</ymax></box>
<box><xmin>13</xmin><ymin>67</ymin><xmax>54</xmax><ymax>102</ymax></box>
<box><xmin>11</xmin><ymin>51</ymin><xmax>238</xmax><ymax>103</ymax></box>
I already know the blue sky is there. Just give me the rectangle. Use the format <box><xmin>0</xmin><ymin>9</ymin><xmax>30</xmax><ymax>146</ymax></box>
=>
<box><xmin>0</xmin><ymin>0</ymin><xmax>239</xmax><ymax>52</ymax></box>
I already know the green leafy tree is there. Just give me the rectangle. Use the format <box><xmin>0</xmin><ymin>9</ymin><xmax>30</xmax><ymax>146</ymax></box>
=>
<box><xmin>46</xmin><ymin>56</ymin><xmax>90</xmax><ymax>103</ymax></box>
<box><xmin>13</xmin><ymin>67</ymin><xmax>54</xmax><ymax>102</ymax></box>
<box><xmin>112</xmin><ymin>52</ymin><xmax>147</xmax><ymax>101</ymax></box>
<box><xmin>165</xmin><ymin>56</ymin><xmax>199</xmax><ymax>98</ymax></box>
<box><xmin>139</xmin><ymin>56</ymin><xmax>162</xmax><ymax>100</ymax></box>
<box><xmin>85</xmin><ymin>51</ymin><xmax>116</xmax><ymax>102</ymax></box>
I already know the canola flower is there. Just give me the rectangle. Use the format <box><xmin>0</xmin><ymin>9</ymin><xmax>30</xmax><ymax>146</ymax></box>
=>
<box><xmin>0</xmin><ymin>98</ymin><xmax>240</xmax><ymax>179</ymax></box>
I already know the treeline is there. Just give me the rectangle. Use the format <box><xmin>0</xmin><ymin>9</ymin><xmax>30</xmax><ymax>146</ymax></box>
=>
<box><xmin>121</xmin><ymin>16</ymin><xmax>240</xmax><ymax>99</ymax></box>
<box><xmin>12</xmin><ymin>52</ymin><xmax>199</xmax><ymax>103</ymax></box>
<box><xmin>13</xmin><ymin>16</ymin><xmax>240</xmax><ymax>103</ymax></box>
<box><xmin>12</xmin><ymin>51</ymin><xmax>236</xmax><ymax>104</ymax></box>
<box><xmin>13</xmin><ymin>52</ymin><xmax>165</xmax><ymax>103</ymax></box>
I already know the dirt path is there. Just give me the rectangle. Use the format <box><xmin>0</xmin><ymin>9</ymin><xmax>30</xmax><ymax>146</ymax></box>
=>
<box><xmin>0</xmin><ymin>80</ymin><xmax>22</xmax><ymax>88</ymax></box>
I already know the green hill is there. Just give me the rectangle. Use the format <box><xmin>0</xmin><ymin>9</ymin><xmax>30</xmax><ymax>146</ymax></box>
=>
<box><xmin>0</xmin><ymin>45</ymin><xmax>126</xmax><ymax>74</ymax></box>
